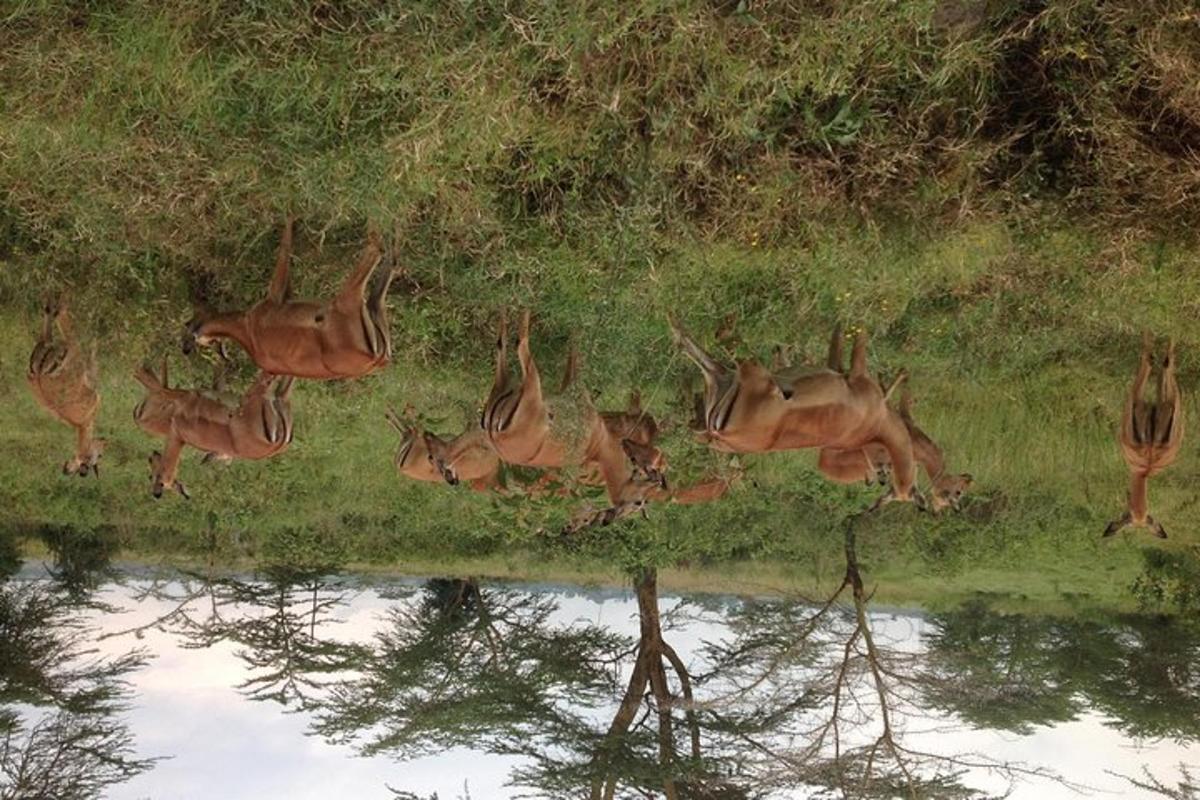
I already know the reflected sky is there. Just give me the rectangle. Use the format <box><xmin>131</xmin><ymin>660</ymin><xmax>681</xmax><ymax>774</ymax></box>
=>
<box><xmin>7</xmin><ymin>561</ymin><xmax>1197</xmax><ymax>800</ymax></box>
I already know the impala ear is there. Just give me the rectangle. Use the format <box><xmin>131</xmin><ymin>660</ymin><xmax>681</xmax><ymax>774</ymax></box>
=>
<box><xmin>134</xmin><ymin>366</ymin><xmax>161</xmax><ymax>390</ymax></box>
<box><xmin>1103</xmin><ymin>512</ymin><xmax>1132</xmax><ymax>538</ymax></box>
<box><xmin>384</xmin><ymin>407</ymin><xmax>406</xmax><ymax>433</ymax></box>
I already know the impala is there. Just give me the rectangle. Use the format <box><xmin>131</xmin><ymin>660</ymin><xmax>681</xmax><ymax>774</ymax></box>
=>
<box><xmin>182</xmin><ymin>217</ymin><xmax>399</xmax><ymax>379</ymax></box>
<box><xmin>1104</xmin><ymin>334</ymin><xmax>1183</xmax><ymax>538</ymax></box>
<box><xmin>669</xmin><ymin>315</ymin><xmax>921</xmax><ymax>510</ymax></box>
<box><xmin>134</xmin><ymin>359</ymin><xmax>294</xmax><ymax>498</ymax></box>
<box><xmin>817</xmin><ymin>389</ymin><xmax>972</xmax><ymax>512</ymax></box>
<box><xmin>385</xmin><ymin>406</ymin><xmax>501</xmax><ymax>491</ymax></box>
<box><xmin>429</xmin><ymin>311</ymin><xmax>671</xmax><ymax>519</ymax></box>
<box><xmin>27</xmin><ymin>295</ymin><xmax>105</xmax><ymax>476</ymax></box>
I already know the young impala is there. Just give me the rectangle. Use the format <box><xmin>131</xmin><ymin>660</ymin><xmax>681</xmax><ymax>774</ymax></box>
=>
<box><xmin>669</xmin><ymin>315</ymin><xmax>921</xmax><ymax>510</ymax></box>
<box><xmin>1104</xmin><ymin>334</ymin><xmax>1184</xmax><ymax>538</ymax></box>
<box><xmin>26</xmin><ymin>295</ymin><xmax>105</xmax><ymax>476</ymax></box>
<box><xmin>134</xmin><ymin>359</ymin><xmax>294</xmax><ymax>498</ymax></box>
<box><xmin>182</xmin><ymin>217</ymin><xmax>399</xmax><ymax>379</ymax></box>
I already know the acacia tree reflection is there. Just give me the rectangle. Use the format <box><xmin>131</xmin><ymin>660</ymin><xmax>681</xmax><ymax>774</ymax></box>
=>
<box><xmin>36</xmin><ymin>524</ymin><xmax>119</xmax><ymax>604</ymax></box>
<box><xmin>101</xmin><ymin>563</ymin><xmax>365</xmax><ymax>708</ymax></box>
<box><xmin>697</xmin><ymin>517</ymin><xmax>1072</xmax><ymax>799</ymax></box>
<box><xmin>922</xmin><ymin>599</ymin><xmax>1200</xmax><ymax>742</ymax></box>
<box><xmin>0</xmin><ymin>534</ymin><xmax>154</xmax><ymax>799</ymax></box>
<box><xmin>313</xmin><ymin>577</ymin><xmax>626</xmax><ymax>761</ymax></box>
<box><xmin>305</xmin><ymin>542</ymin><xmax>1044</xmax><ymax>797</ymax></box>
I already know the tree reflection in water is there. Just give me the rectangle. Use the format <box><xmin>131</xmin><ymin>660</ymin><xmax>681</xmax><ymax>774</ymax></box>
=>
<box><xmin>697</xmin><ymin>516</ymin><xmax>1079</xmax><ymax>798</ymax></box>
<box><xmin>313</xmin><ymin>577</ymin><xmax>626</xmax><ymax>762</ymax></box>
<box><xmin>923</xmin><ymin>599</ymin><xmax>1200</xmax><ymax>742</ymax></box>
<box><xmin>0</xmin><ymin>532</ymin><xmax>154</xmax><ymax>800</ymax></box>
<box><xmin>306</xmin><ymin>518</ymin><xmax>1079</xmax><ymax>798</ymax></box>
<box><xmin>100</xmin><ymin>563</ymin><xmax>365</xmax><ymax>709</ymax></box>
<box><xmin>60</xmin><ymin>522</ymin><xmax>1198</xmax><ymax>799</ymax></box>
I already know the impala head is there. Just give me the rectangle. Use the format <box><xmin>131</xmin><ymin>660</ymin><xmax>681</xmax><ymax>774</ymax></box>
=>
<box><xmin>40</xmin><ymin>292</ymin><xmax>67</xmax><ymax>321</ymax></box>
<box><xmin>63</xmin><ymin>438</ymin><xmax>106</xmax><ymax>478</ymax></box>
<box><xmin>930</xmin><ymin>473</ymin><xmax>973</xmax><ymax>513</ymax></box>
<box><xmin>1103</xmin><ymin>509</ymin><xmax>1168</xmax><ymax>539</ymax></box>
<box><xmin>621</xmin><ymin>438</ymin><xmax>668</xmax><ymax>491</ymax></box>
<box><xmin>384</xmin><ymin>405</ymin><xmax>420</xmax><ymax>461</ymax></box>
<box><xmin>148</xmin><ymin>451</ymin><xmax>189</xmax><ymax>500</ymax></box>
<box><xmin>180</xmin><ymin>310</ymin><xmax>218</xmax><ymax>355</ymax></box>
<box><xmin>422</xmin><ymin>431</ymin><xmax>460</xmax><ymax>486</ymax></box>
<box><xmin>562</xmin><ymin>495</ymin><xmax>652</xmax><ymax>536</ymax></box>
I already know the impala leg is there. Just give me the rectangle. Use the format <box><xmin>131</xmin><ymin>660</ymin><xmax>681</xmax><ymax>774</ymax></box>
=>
<box><xmin>30</xmin><ymin>297</ymin><xmax>55</xmax><ymax>372</ymax></box>
<box><xmin>849</xmin><ymin>328</ymin><xmax>868</xmax><ymax>381</ymax></box>
<box><xmin>266</xmin><ymin>216</ymin><xmax>295</xmax><ymax>304</ymax></box>
<box><xmin>1125</xmin><ymin>332</ymin><xmax>1153</xmax><ymax>445</ymax></box>
<box><xmin>559</xmin><ymin>344</ymin><xmax>580</xmax><ymax>394</ymax></box>
<box><xmin>363</xmin><ymin>247</ymin><xmax>399</xmax><ymax>359</ymax></box>
<box><xmin>1153</xmin><ymin>338</ymin><xmax>1179</xmax><ymax>446</ymax></box>
<box><xmin>870</xmin><ymin>412</ymin><xmax>920</xmax><ymax>510</ymax></box>
<box><xmin>486</xmin><ymin>311</ymin><xmax>511</xmax><ymax>405</ymax></box>
<box><xmin>334</xmin><ymin>229</ymin><xmax>384</xmax><ymax>314</ymax></box>
<box><xmin>826</xmin><ymin>322</ymin><xmax>844</xmax><ymax>373</ymax></box>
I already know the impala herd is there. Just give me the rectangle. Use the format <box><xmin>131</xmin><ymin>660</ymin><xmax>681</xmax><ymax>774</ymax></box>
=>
<box><xmin>25</xmin><ymin>219</ymin><xmax>1186</xmax><ymax>537</ymax></box>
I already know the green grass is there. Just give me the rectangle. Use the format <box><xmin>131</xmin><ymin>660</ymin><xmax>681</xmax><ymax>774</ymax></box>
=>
<box><xmin>2</xmin><ymin>0</ymin><xmax>1199</xmax><ymax>613</ymax></box>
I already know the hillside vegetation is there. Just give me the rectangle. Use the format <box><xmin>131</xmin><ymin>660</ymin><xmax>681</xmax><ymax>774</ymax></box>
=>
<box><xmin>2</xmin><ymin>0</ymin><xmax>1198</xmax><ymax>610</ymax></box>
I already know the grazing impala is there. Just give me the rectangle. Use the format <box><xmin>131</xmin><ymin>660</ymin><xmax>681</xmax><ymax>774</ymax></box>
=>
<box><xmin>427</xmin><ymin>311</ymin><xmax>671</xmax><ymax>516</ymax></box>
<box><xmin>133</xmin><ymin>359</ymin><xmax>294</xmax><ymax>498</ymax></box>
<box><xmin>1104</xmin><ymin>334</ymin><xmax>1184</xmax><ymax>539</ymax></box>
<box><xmin>26</xmin><ymin>295</ymin><xmax>106</xmax><ymax>476</ymax></box>
<box><xmin>669</xmin><ymin>315</ymin><xmax>921</xmax><ymax>510</ymax></box>
<box><xmin>182</xmin><ymin>217</ymin><xmax>399</xmax><ymax>379</ymax></box>
<box><xmin>384</xmin><ymin>406</ymin><xmax>501</xmax><ymax>491</ymax></box>
<box><xmin>817</xmin><ymin>390</ymin><xmax>973</xmax><ymax>512</ymax></box>
<box><xmin>818</xmin><ymin>331</ymin><xmax>970</xmax><ymax>511</ymax></box>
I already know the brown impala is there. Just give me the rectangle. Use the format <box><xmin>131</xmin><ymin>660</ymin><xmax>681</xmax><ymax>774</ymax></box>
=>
<box><xmin>385</xmin><ymin>406</ymin><xmax>501</xmax><ymax>492</ymax></box>
<box><xmin>27</xmin><ymin>295</ymin><xmax>105</xmax><ymax>476</ymax></box>
<box><xmin>669</xmin><ymin>315</ymin><xmax>921</xmax><ymax>511</ymax></box>
<box><xmin>1104</xmin><ymin>334</ymin><xmax>1184</xmax><ymax>538</ymax></box>
<box><xmin>428</xmin><ymin>312</ymin><xmax>729</xmax><ymax>527</ymax></box>
<box><xmin>817</xmin><ymin>389</ymin><xmax>972</xmax><ymax>512</ymax></box>
<box><xmin>134</xmin><ymin>359</ymin><xmax>294</xmax><ymax>498</ymax></box>
<box><xmin>182</xmin><ymin>217</ymin><xmax>399</xmax><ymax>379</ymax></box>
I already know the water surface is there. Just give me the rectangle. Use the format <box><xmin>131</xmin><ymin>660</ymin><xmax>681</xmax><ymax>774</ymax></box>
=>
<box><xmin>2</xmin><ymin>558</ymin><xmax>1197</xmax><ymax>799</ymax></box>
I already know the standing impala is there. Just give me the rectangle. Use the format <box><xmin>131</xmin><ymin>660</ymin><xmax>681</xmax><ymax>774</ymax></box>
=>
<box><xmin>669</xmin><ymin>315</ymin><xmax>921</xmax><ymax>510</ymax></box>
<box><xmin>27</xmin><ymin>295</ymin><xmax>105</xmax><ymax>476</ymax></box>
<box><xmin>1104</xmin><ymin>334</ymin><xmax>1184</xmax><ymax>538</ymax></box>
<box><xmin>133</xmin><ymin>359</ymin><xmax>295</xmax><ymax>498</ymax></box>
<box><xmin>182</xmin><ymin>217</ymin><xmax>399</xmax><ymax>379</ymax></box>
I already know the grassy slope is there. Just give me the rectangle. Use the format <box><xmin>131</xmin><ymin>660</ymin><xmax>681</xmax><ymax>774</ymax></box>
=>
<box><xmin>2</xmin><ymin>1</ymin><xmax>1199</xmax><ymax>609</ymax></box>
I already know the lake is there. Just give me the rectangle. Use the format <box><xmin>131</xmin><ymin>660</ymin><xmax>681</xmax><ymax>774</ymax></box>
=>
<box><xmin>2</xmin><ymin>557</ymin><xmax>1196</xmax><ymax>799</ymax></box>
